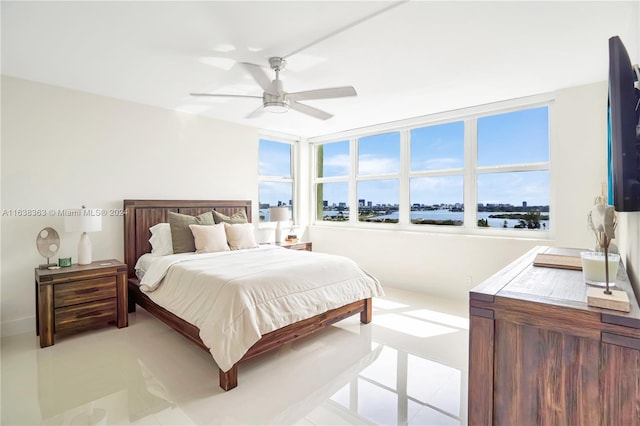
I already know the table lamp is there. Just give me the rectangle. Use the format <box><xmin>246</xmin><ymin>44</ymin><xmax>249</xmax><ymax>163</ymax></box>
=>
<box><xmin>268</xmin><ymin>206</ymin><xmax>290</xmax><ymax>243</ymax></box>
<box><xmin>65</xmin><ymin>206</ymin><xmax>102</xmax><ymax>265</ymax></box>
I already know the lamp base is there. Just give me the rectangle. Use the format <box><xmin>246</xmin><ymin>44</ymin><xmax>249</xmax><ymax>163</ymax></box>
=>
<box><xmin>77</xmin><ymin>232</ymin><xmax>92</xmax><ymax>265</ymax></box>
<box><xmin>275</xmin><ymin>222</ymin><xmax>283</xmax><ymax>243</ymax></box>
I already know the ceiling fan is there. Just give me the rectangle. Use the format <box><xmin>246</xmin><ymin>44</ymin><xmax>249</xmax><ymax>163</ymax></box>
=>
<box><xmin>190</xmin><ymin>57</ymin><xmax>357</xmax><ymax>120</ymax></box>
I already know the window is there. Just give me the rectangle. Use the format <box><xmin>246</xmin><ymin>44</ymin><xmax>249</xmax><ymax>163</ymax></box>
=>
<box><xmin>476</xmin><ymin>107</ymin><xmax>550</xmax><ymax>230</ymax></box>
<box><xmin>357</xmin><ymin>132</ymin><xmax>400</xmax><ymax>222</ymax></box>
<box><xmin>312</xmin><ymin>101</ymin><xmax>551</xmax><ymax>234</ymax></box>
<box><xmin>259</xmin><ymin>138</ymin><xmax>295</xmax><ymax>222</ymax></box>
<box><xmin>316</xmin><ymin>140</ymin><xmax>349</xmax><ymax>222</ymax></box>
<box><xmin>410</xmin><ymin>122</ymin><xmax>464</xmax><ymax>226</ymax></box>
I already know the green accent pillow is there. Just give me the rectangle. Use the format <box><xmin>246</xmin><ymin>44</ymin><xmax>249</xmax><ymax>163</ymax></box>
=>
<box><xmin>212</xmin><ymin>209</ymin><xmax>248</xmax><ymax>224</ymax></box>
<box><xmin>168</xmin><ymin>211</ymin><xmax>214</xmax><ymax>253</ymax></box>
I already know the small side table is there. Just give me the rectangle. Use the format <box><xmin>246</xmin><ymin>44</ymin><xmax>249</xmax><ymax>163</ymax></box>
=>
<box><xmin>35</xmin><ymin>259</ymin><xmax>128</xmax><ymax>347</ymax></box>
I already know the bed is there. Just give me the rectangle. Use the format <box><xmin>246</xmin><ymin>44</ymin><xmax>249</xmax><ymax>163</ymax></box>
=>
<box><xmin>123</xmin><ymin>199</ymin><xmax>382</xmax><ymax>391</ymax></box>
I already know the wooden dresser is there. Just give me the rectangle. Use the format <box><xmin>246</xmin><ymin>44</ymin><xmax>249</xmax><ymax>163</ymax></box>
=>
<box><xmin>36</xmin><ymin>259</ymin><xmax>128</xmax><ymax>347</ymax></box>
<box><xmin>468</xmin><ymin>246</ymin><xmax>640</xmax><ymax>425</ymax></box>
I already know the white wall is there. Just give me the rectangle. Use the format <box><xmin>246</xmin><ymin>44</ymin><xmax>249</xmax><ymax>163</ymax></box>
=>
<box><xmin>1</xmin><ymin>76</ymin><xmax>260</xmax><ymax>335</ymax></box>
<box><xmin>309</xmin><ymin>82</ymin><xmax>617</xmax><ymax>301</ymax></box>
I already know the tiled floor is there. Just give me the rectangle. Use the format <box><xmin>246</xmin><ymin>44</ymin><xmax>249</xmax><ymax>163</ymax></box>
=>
<box><xmin>1</xmin><ymin>287</ymin><xmax>469</xmax><ymax>425</ymax></box>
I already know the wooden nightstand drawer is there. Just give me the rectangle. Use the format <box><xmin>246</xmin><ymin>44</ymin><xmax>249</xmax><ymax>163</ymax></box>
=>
<box><xmin>54</xmin><ymin>276</ymin><xmax>117</xmax><ymax>308</ymax></box>
<box><xmin>55</xmin><ymin>299</ymin><xmax>117</xmax><ymax>332</ymax></box>
<box><xmin>276</xmin><ymin>241</ymin><xmax>312</xmax><ymax>251</ymax></box>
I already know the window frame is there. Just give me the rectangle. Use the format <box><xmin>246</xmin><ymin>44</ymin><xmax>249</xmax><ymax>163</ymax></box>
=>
<box><xmin>310</xmin><ymin>95</ymin><xmax>553</xmax><ymax>238</ymax></box>
<box><xmin>258</xmin><ymin>133</ymin><xmax>299</xmax><ymax>226</ymax></box>
<box><xmin>356</xmin><ymin>131</ymin><xmax>401</xmax><ymax>224</ymax></box>
<box><xmin>408</xmin><ymin>120</ymin><xmax>466</xmax><ymax>226</ymax></box>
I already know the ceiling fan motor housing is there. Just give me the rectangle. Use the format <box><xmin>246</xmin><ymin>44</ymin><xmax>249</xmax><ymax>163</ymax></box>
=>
<box><xmin>268</xmin><ymin>57</ymin><xmax>287</xmax><ymax>71</ymax></box>
<box><xmin>263</xmin><ymin>92</ymin><xmax>290</xmax><ymax>113</ymax></box>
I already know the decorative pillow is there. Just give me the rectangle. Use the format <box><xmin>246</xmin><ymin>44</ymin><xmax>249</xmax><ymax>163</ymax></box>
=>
<box><xmin>212</xmin><ymin>209</ymin><xmax>248</xmax><ymax>224</ymax></box>
<box><xmin>189</xmin><ymin>224</ymin><xmax>229</xmax><ymax>254</ymax></box>
<box><xmin>224</xmin><ymin>222</ymin><xmax>258</xmax><ymax>250</ymax></box>
<box><xmin>149</xmin><ymin>223</ymin><xmax>173</xmax><ymax>256</ymax></box>
<box><xmin>168</xmin><ymin>211</ymin><xmax>214</xmax><ymax>253</ymax></box>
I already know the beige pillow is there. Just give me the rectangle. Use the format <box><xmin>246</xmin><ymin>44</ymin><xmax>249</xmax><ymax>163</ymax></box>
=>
<box><xmin>189</xmin><ymin>224</ymin><xmax>229</xmax><ymax>254</ymax></box>
<box><xmin>212</xmin><ymin>209</ymin><xmax>248</xmax><ymax>224</ymax></box>
<box><xmin>168</xmin><ymin>211</ymin><xmax>214</xmax><ymax>253</ymax></box>
<box><xmin>224</xmin><ymin>223</ymin><xmax>258</xmax><ymax>250</ymax></box>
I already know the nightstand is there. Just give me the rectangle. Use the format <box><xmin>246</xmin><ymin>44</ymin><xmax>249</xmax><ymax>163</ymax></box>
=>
<box><xmin>275</xmin><ymin>241</ymin><xmax>312</xmax><ymax>251</ymax></box>
<box><xmin>35</xmin><ymin>259</ymin><xmax>128</xmax><ymax>348</ymax></box>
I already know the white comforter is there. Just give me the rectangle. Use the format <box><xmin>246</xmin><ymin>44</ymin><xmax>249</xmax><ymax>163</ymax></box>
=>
<box><xmin>140</xmin><ymin>245</ymin><xmax>383</xmax><ymax>372</ymax></box>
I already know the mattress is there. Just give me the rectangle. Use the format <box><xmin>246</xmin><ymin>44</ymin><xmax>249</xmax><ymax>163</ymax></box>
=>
<box><xmin>139</xmin><ymin>245</ymin><xmax>383</xmax><ymax>371</ymax></box>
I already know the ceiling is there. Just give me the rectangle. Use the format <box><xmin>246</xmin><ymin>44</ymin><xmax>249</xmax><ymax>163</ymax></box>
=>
<box><xmin>2</xmin><ymin>1</ymin><xmax>639</xmax><ymax>138</ymax></box>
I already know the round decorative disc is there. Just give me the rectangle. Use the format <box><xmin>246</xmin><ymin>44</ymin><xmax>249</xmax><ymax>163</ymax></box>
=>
<box><xmin>36</xmin><ymin>227</ymin><xmax>60</xmax><ymax>259</ymax></box>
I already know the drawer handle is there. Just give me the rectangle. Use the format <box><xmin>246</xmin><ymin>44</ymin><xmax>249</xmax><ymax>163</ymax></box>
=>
<box><xmin>75</xmin><ymin>287</ymin><xmax>100</xmax><ymax>294</ymax></box>
<box><xmin>77</xmin><ymin>310</ymin><xmax>105</xmax><ymax>319</ymax></box>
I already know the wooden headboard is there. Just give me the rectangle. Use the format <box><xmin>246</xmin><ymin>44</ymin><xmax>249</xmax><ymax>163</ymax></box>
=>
<box><xmin>123</xmin><ymin>199</ymin><xmax>252</xmax><ymax>279</ymax></box>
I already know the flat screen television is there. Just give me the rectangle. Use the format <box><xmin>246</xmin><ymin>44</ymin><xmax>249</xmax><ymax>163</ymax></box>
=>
<box><xmin>608</xmin><ymin>35</ymin><xmax>640</xmax><ymax>212</ymax></box>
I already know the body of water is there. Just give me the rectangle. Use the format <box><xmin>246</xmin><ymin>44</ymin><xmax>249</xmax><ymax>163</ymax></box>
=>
<box><xmin>322</xmin><ymin>209</ymin><xmax>549</xmax><ymax>229</ymax></box>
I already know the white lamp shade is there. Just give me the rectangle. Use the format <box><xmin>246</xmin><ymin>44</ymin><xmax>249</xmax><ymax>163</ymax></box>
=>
<box><xmin>268</xmin><ymin>206</ymin><xmax>290</xmax><ymax>222</ymax></box>
<box><xmin>65</xmin><ymin>208</ymin><xmax>101</xmax><ymax>265</ymax></box>
<box><xmin>65</xmin><ymin>209</ymin><xmax>102</xmax><ymax>233</ymax></box>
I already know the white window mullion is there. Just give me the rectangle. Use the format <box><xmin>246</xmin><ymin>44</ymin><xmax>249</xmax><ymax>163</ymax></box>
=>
<box><xmin>463</xmin><ymin>118</ymin><xmax>477</xmax><ymax>229</ymax></box>
<box><xmin>477</xmin><ymin>162</ymin><xmax>550</xmax><ymax>174</ymax></box>
<box><xmin>399</xmin><ymin>129</ymin><xmax>410</xmax><ymax>225</ymax></box>
<box><xmin>310</xmin><ymin>143</ymin><xmax>317</xmax><ymax>224</ymax></box>
<box><xmin>349</xmin><ymin>137</ymin><xmax>358</xmax><ymax>223</ymax></box>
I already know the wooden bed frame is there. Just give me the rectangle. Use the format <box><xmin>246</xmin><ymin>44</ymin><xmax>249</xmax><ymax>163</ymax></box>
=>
<box><xmin>123</xmin><ymin>199</ymin><xmax>372</xmax><ymax>391</ymax></box>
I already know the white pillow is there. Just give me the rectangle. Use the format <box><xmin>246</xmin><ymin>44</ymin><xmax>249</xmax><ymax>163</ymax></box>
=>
<box><xmin>134</xmin><ymin>253</ymin><xmax>157</xmax><ymax>280</ymax></box>
<box><xmin>224</xmin><ymin>223</ymin><xmax>258</xmax><ymax>250</ymax></box>
<box><xmin>189</xmin><ymin>224</ymin><xmax>229</xmax><ymax>254</ymax></box>
<box><xmin>149</xmin><ymin>223</ymin><xmax>173</xmax><ymax>256</ymax></box>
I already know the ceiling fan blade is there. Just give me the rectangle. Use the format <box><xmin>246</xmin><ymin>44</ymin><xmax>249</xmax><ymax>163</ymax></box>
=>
<box><xmin>289</xmin><ymin>101</ymin><xmax>333</xmax><ymax>120</ymax></box>
<box><xmin>190</xmin><ymin>93</ymin><xmax>262</xmax><ymax>99</ymax></box>
<box><xmin>245</xmin><ymin>106</ymin><xmax>265</xmax><ymax>119</ymax></box>
<box><xmin>287</xmin><ymin>86</ymin><xmax>357</xmax><ymax>101</ymax></box>
<box><xmin>240</xmin><ymin>62</ymin><xmax>273</xmax><ymax>92</ymax></box>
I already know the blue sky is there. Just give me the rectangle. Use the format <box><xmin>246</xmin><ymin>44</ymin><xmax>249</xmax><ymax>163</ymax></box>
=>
<box><xmin>260</xmin><ymin>106</ymin><xmax>550</xmax><ymax>208</ymax></box>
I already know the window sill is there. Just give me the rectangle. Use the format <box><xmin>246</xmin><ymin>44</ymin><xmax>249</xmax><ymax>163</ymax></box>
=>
<box><xmin>310</xmin><ymin>220</ymin><xmax>552</xmax><ymax>240</ymax></box>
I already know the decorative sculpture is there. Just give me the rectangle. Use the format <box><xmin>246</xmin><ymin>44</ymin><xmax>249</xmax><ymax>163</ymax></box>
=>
<box><xmin>36</xmin><ymin>227</ymin><xmax>60</xmax><ymax>269</ymax></box>
<box><xmin>585</xmin><ymin>187</ymin><xmax>629</xmax><ymax>312</ymax></box>
<box><xmin>587</xmin><ymin>202</ymin><xmax>617</xmax><ymax>294</ymax></box>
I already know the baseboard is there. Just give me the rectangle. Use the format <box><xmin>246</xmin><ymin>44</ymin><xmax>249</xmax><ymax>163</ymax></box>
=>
<box><xmin>1</xmin><ymin>316</ymin><xmax>34</xmax><ymax>338</ymax></box>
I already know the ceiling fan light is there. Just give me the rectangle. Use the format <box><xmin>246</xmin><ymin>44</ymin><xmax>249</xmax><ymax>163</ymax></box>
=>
<box><xmin>264</xmin><ymin>101</ymin><xmax>289</xmax><ymax>113</ymax></box>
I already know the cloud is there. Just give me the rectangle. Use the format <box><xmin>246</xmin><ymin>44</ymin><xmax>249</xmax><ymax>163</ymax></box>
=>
<box><xmin>358</xmin><ymin>154</ymin><xmax>399</xmax><ymax>175</ymax></box>
<box><xmin>322</xmin><ymin>154</ymin><xmax>350</xmax><ymax>176</ymax></box>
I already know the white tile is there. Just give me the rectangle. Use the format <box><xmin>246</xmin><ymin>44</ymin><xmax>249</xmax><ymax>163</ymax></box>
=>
<box><xmin>0</xmin><ymin>287</ymin><xmax>468</xmax><ymax>425</ymax></box>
